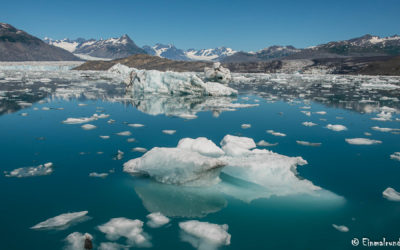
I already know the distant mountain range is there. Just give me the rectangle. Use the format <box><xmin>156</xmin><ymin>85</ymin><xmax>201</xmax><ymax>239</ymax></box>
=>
<box><xmin>1</xmin><ymin>21</ymin><xmax>400</xmax><ymax>75</ymax></box>
<box><xmin>44</xmin><ymin>35</ymin><xmax>146</xmax><ymax>60</ymax></box>
<box><xmin>0</xmin><ymin>23</ymin><xmax>79</xmax><ymax>61</ymax></box>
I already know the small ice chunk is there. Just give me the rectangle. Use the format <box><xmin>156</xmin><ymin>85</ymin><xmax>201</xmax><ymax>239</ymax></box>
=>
<box><xmin>132</xmin><ymin>147</ymin><xmax>148</xmax><ymax>153</ymax></box>
<box><xmin>63</xmin><ymin>117</ymin><xmax>95</xmax><ymax>124</ymax></box>
<box><xmin>345</xmin><ymin>138</ymin><xmax>382</xmax><ymax>145</ymax></box>
<box><xmin>241</xmin><ymin>124</ymin><xmax>251</xmax><ymax>129</ymax></box>
<box><xmin>98</xmin><ymin>217</ymin><xmax>151</xmax><ymax>247</ymax></box>
<box><xmin>116</xmin><ymin>131</ymin><xmax>132</xmax><ymax>136</ymax></box>
<box><xmin>296</xmin><ymin>141</ymin><xmax>321</xmax><ymax>147</ymax></box>
<box><xmin>371</xmin><ymin>126</ymin><xmax>400</xmax><ymax>132</ymax></box>
<box><xmin>21</xmin><ymin>112</ymin><xmax>28</xmax><ymax>116</ymax></box>
<box><xmin>266</xmin><ymin>130</ymin><xmax>286</xmax><ymax>137</ymax></box>
<box><xmin>98</xmin><ymin>242</ymin><xmax>128</xmax><ymax>250</ymax></box>
<box><xmin>204</xmin><ymin>62</ymin><xmax>232</xmax><ymax>85</ymax></box>
<box><xmin>65</xmin><ymin>232</ymin><xmax>93</xmax><ymax>250</ymax></box>
<box><xmin>162</xmin><ymin>130</ymin><xmax>176</xmax><ymax>135</ymax></box>
<box><xmin>179</xmin><ymin>220</ymin><xmax>231</xmax><ymax>250</ymax></box>
<box><xmin>123</xmin><ymin>148</ymin><xmax>226</xmax><ymax>185</ymax></box>
<box><xmin>78</xmin><ymin>103</ymin><xmax>87</xmax><ymax>106</ymax></box>
<box><xmin>178</xmin><ymin>137</ymin><xmax>225</xmax><ymax>157</ymax></box>
<box><xmin>315</xmin><ymin>111</ymin><xmax>327</xmax><ymax>115</ymax></box>
<box><xmin>100</xmin><ymin>135</ymin><xmax>110</xmax><ymax>139</ymax></box>
<box><xmin>364</xmin><ymin>132</ymin><xmax>372</xmax><ymax>136</ymax></box>
<box><xmin>107</xmin><ymin>119</ymin><xmax>116</xmax><ymax>124</ymax></box>
<box><xmin>390</xmin><ymin>152</ymin><xmax>400</xmax><ymax>161</ymax></box>
<box><xmin>42</xmin><ymin>107</ymin><xmax>50</xmax><ymax>111</ymax></box>
<box><xmin>177</xmin><ymin>113</ymin><xmax>198</xmax><ymax>119</ymax></box>
<box><xmin>31</xmin><ymin>211</ymin><xmax>88</xmax><ymax>230</ymax></box>
<box><xmin>256</xmin><ymin>140</ymin><xmax>278</xmax><ymax>147</ymax></box>
<box><xmin>89</xmin><ymin>172</ymin><xmax>109</xmax><ymax>178</ymax></box>
<box><xmin>114</xmin><ymin>150</ymin><xmax>124</xmax><ymax>160</ymax></box>
<box><xmin>128</xmin><ymin>123</ymin><xmax>145</xmax><ymax>128</ymax></box>
<box><xmin>332</xmin><ymin>224</ymin><xmax>349</xmax><ymax>232</ymax></box>
<box><xmin>5</xmin><ymin>162</ymin><xmax>54</xmax><ymax>178</ymax></box>
<box><xmin>326</xmin><ymin>124</ymin><xmax>347</xmax><ymax>131</ymax></box>
<box><xmin>383</xmin><ymin>187</ymin><xmax>400</xmax><ymax>201</ymax></box>
<box><xmin>302</xmin><ymin>121</ymin><xmax>317</xmax><ymax>127</ymax></box>
<box><xmin>81</xmin><ymin>124</ymin><xmax>96</xmax><ymax>130</ymax></box>
<box><xmin>301</xmin><ymin>111</ymin><xmax>311</xmax><ymax>116</ymax></box>
<box><xmin>146</xmin><ymin>212</ymin><xmax>170</xmax><ymax>228</ymax></box>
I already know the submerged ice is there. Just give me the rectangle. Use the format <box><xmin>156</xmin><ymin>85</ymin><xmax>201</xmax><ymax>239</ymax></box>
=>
<box><xmin>31</xmin><ymin>211</ymin><xmax>88</xmax><ymax>230</ymax></box>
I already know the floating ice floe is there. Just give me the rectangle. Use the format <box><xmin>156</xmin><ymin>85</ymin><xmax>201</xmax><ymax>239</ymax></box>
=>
<box><xmin>390</xmin><ymin>152</ymin><xmax>400</xmax><ymax>161</ymax></box>
<box><xmin>315</xmin><ymin>111</ymin><xmax>327</xmax><ymax>115</ymax></box>
<box><xmin>241</xmin><ymin>124</ymin><xmax>251</xmax><ymax>129</ymax></box>
<box><xmin>31</xmin><ymin>211</ymin><xmax>88</xmax><ymax>230</ymax></box>
<box><xmin>332</xmin><ymin>224</ymin><xmax>349</xmax><ymax>232</ymax></box>
<box><xmin>64</xmin><ymin>232</ymin><xmax>93</xmax><ymax>250</ymax></box>
<box><xmin>108</xmin><ymin>63</ymin><xmax>237</xmax><ymax>96</ymax></box>
<box><xmin>371</xmin><ymin>126</ymin><xmax>400</xmax><ymax>133</ymax></box>
<box><xmin>382</xmin><ymin>187</ymin><xmax>400</xmax><ymax>201</ymax></box>
<box><xmin>204</xmin><ymin>62</ymin><xmax>232</xmax><ymax>85</ymax></box>
<box><xmin>301</xmin><ymin>111</ymin><xmax>311</xmax><ymax>116</ymax></box>
<box><xmin>116</xmin><ymin>131</ymin><xmax>132</xmax><ymax>136</ymax></box>
<box><xmin>81</xmin><ymin>124</ymin><xmax>96</xmax><ymax>130</ymax></box>
<box><xmin>98</xmin><ymin>217</ymin><xmax>151</xmax><ymax>247</ymax></box>
<box><xmin>296</xmin><ymin>141</ymin><xmax>321</xmax><ymax>147</ymax></box>
<box><xmin>326</xmin><ymin>124</ymin><xmax>347</xmax><ymax>132</ymax></box>
<box><xmin>5</xmin><ymin>162</ymin><xmax>53</xmax><ymax>178</ymax></box>
<box><xmin>89</xmin><ymin>172</ymin><xmax>109</xmax><ymax>178</ymax></box>
<box><xmin>162</xmin><ymin>130</ymin><xmax>176</xmax><ymax>135</ymax></box>
<box><xmin>266</xmin><ymin>130</ymin><xmax>286</xmax><ymax>137</ymax></box>
<box><xmin>345</xmin><ymin>138</ymin><xmax>382</xmax><ymax>145</ymax></box>
<box><xmin>100</xmin><ymin>135</ymin><xmax>110</xmax><ymax>139</ymax></box>
<box><xmin>146</xmin><ymin>212</ymin><xmax>170</xmax><ymax>228</ymax></box>
<box><xmin>302</xmin><ymin>121</ymin><xmax>317</xmax><ymax>127</ymax></box>
<box><xmin>63</xmin><ymin>113</ymin><xmax>110</xmax><ymax>124</ymax></box>
<box><xmin>127</xmin><ymin>138</ymin><xmax>136</xmax><ymax>142</ymax></box>
<box><xmin>132</xmin><ymin>147</ymin><xmax>148</xmax><ymax>153</ymax></box>
<box><xmin>128</xmin><ymin>123</ymin><xmax>145</xmax><ymax>128</ymax></box>
<box><xmin>364</xmin><ymin>132</ymin><xmax>372</xmax><ymax>136</ymax></box>
<box><xmin>256</xmin><ymin>140</ymin><xmax>278</xmax><ymax>147</ymax></box>
<box><xmin>179</xmin><ymin>220</ymin><xmax>231</xmax><ymax>250</ymax></box>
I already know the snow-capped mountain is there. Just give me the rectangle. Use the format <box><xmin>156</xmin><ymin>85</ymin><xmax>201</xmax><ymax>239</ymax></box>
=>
<box><xmin>143</xmin><ymin>44</ymin><xmax>237</xmax><ymax>61</ymax></box>
<box><xmin>44</xmin><ymin>35</ymin><xmax>146</xmax><ymax>60</ymax></box>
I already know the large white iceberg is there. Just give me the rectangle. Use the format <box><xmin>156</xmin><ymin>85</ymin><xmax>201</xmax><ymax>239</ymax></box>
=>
<box><xmin>108</xmin><ymin>63</ymin><xmax>237</xmax><ymax>96</ymax></box>
<box><xmin>124</xmin><ymin>135</ymin><xmax>333</xmax><ymax>202</ymax></box>
<box><xmin>179</xmin><ymin>220</ymin><xmax>231</xmax><ymax>250</ymax></box>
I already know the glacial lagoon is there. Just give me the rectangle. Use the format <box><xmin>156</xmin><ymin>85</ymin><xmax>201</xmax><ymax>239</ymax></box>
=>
<box><xmin>1</xmin><ymin>66</ymin><xmax>400</xmax><ymax>250</ymax></box>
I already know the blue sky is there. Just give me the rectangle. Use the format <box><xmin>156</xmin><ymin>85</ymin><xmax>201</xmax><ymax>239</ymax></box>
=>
<box><xmin>1</xmin><ymin>0</ymin><xmax>399</xmax><ymax>51</ymax></box>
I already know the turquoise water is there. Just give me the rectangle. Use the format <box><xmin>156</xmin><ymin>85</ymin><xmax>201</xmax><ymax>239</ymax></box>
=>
<box><xmin>1</xmin><ymin>71</ymin><xmax>400</xmax><ymax>250</ymax></box>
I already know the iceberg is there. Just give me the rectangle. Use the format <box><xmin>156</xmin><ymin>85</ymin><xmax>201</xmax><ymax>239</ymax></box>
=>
<box><xmin>390</xmin><ymin>152</ymin><xmax>400</xmax><ymax>161</ymax></box>
<box><xmin>241</xmin><ymin>123</ymin><xmax>251</xmax><ymax>129</ymax></box>
<box><xmin>383</xmin><ymin>187</ymin><xmax>400</xmax><ymax>201</ymax></box>
<box><xmin>5</xmin><ymin>162</ymin><xmax>54</xmax><ymax>178</ymax></box>
<box><xmin>108</xmin><ymin>63</ymin><xmax>237</xmax><ymax>96</ymax></box>
<box><xmin>345</xmin><ymin>138</ymin><xmax>382</xmax><ymax>145</ymax></box>
<box><xmin>124</xmin><ymin>135</ymin><xmax>333</xmax><ymax>202</ymax></box>
<box><xmin>146</xmin><ymin>212</ymin><xmax>170</xmax><ymax>228</ymax></box>
<box><xmin>326</xmin><ymin>124</ymin><xmax>347</xmax><ymax>131</ymax></box>
<box><xmin>162</xmin><ymin>129</ymin><xmax>176</xmax><ymax>135</ymax></box>
<box><xmin>266</xmin><ymin>130</ymin><xmax>286</xmax><ymax>137</ymax></box>
<box><xmin>98</xmin><ymin>217</ymin><xmax>151</xmax><ymax>247</ymax></box>
<box><xmin>204</xmin><ymin>62</ymin><xmax>232</xmax><ymax>85</ymax></box>
<box><xmin>89</xmin><ymin>172</ymin><xmax>109</xmax><ymax>178</ymax></box>
<box><xmin>81</xmin><ymin>124</ymin><xmax>96</xmax><ymax>130</ymax></box>
<box><xmin>31</xmin><ymin>211</ymin><xmax>88</xmax><ymax>230</ymax></box>
<box><xmin>123</xmin><ymin>147</ymin><xmax>226</xmax><ymax>185</ymax></box>
<box><xmin>64</xmin><ymin>232</ymin><xmax>93</xmax><ymax>250</ymax></box>
<box><xmin>179</xmin><ymin>220</ymin><xmax>231</xmax><ymax>250</ymax></box>
<box><xmin>296</xmin><ymin>140</ymin><xmax>321</xmax><ymax>147</ymax></box>
<box><xmin>302</xmin><ymin>121</ymin><xmax>317</xmax><ymax>127</ymax></box>
<box><xmin>332</xmin><ymin>224</ymin><xmax>349</xmax><ymax>232</ymax></box>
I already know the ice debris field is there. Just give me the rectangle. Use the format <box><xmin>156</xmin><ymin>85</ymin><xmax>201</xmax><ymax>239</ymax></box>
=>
<box><xmin>0</xmin><ymin>62</ymin><xmax>400</xmax><ymax>250</ymax></box>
